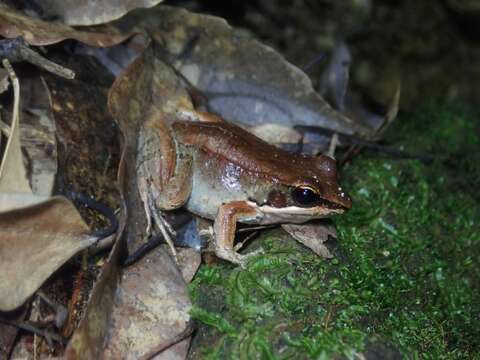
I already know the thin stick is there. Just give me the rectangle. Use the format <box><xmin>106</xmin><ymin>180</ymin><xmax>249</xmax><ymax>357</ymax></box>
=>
<box><xmin>0</xmin><ymin>318</ymin><xmax>66</xmax><ymax>346</ymax></box>
<box><xmin>237</xmin><ymin>224</ymin><xmax>277</xmax><ymax>233</ymax></box>
<box><xmin>37</xmin><ymin>291</ymin><xmax>68</xmax><ymax>329</ymax></box>
<box><xmin>139</xmin><ymin>323</ymin><xmax>194</xmax><ymax>360</ymax></box>
<box><xmin>295</xmin><ymin>125</ymin><xmax>434</xmax><ymax>164</ymax></box>
<box><xmin>1</xmin><ymin>59</ymin><xmax>19</xmax><ymax>130</ymax></box>
<box><xmin>0</xmin><ymin>38</ymin><xmax>75</xmax><ymax>79</ymax></box>
<box><xmin>327</xmin><ymin>132</ymin><xmax>339</xmax><ymax>158</ymax></box>
<box><xmin>0</xmin><ymin>119</ymin><xmax>11</xmax><ymax>137</ymax></box>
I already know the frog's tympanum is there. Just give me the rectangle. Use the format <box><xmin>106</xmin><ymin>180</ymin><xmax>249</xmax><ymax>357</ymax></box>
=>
<box><xmin>137</xmin><ymin>110</ymin><xmax>351</xmax><ymax>266</ymax></box>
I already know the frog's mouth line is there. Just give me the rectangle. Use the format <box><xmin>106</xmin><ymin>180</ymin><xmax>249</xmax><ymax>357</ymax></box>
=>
<box><xmin>317</xmin><ymin>199</ymin><xmax>347</xmax><ymax>211</ymax></box>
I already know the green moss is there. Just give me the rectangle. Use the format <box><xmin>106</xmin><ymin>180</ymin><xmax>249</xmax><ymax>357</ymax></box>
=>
<box><xmin>189</xmin><ymin>103</ymin><xmax>480</xmax><ymax>359</ymax></box>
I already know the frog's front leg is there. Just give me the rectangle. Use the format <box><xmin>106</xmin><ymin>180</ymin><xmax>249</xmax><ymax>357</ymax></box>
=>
<box><xmin>213</xmin><ymin>201</ymin><xmax>264</xmax><ymax>267</ymax></box>
<box><xmin>137</xmin><ymin>116</ymin><xmax>193</xmax><ymax>259</ymax></box>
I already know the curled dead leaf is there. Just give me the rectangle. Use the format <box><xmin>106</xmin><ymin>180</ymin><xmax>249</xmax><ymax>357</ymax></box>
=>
<box><xmin>282</xmin><ymin>221</ymin><xmax>338</xmax><ymax>259</ymax></box>
<box><xmin>0</xmin><ymin>70</ymin><xmax>58</xmax><ymax>212</ymax></box>
<box><xmin>32</xmin><ymin>0</ymin><xmax>165</xmax><ymax>26</ymax></box>
<box><xmin>0</xmin><ymin>196</ymin><xmax>94</xmax><ymax>311</ymax></box>
<box><xmin>111</xmin><ymin>6</ymin><xmax>369</xmax><ymax>149</ymax></box>
<box><xmin>99</xmin><ymin>45</ymin><xmax>195</xmax><ymax>359</ymax></box>
<box><xmin>0</xmin><ymin>4</ymin><xmax>133</xmax><ymax>47</ymax></box>
<box><xmin>0</xmin><ymin>192</ymin><xmax>50</xmax><ymax>212</ymax></box>
<box><xmin>102</xmin><ymin>245</ymin><xmax>192</xmax><ymax>359</ymax></box>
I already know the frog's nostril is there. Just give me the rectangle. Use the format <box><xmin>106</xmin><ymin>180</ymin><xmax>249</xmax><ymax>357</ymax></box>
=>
<box><xmin>318</xmin><ymin>198</ymin><xmax>346</xmax><ymax>210</ymax></box>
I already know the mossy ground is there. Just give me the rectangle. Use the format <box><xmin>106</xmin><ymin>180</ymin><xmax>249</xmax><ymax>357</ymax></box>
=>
<box><xmin>188</xmin><ymin>103</ymin><xmax>480</xmax><ymax>359</ymax></box>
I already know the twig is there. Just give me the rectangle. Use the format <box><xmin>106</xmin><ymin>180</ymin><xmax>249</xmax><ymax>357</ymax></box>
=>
<box><xmin>237</xmin><ymin>224</ymin><xmax>277</xmax><ymax>233</ymax></box>
<box><xmin>0</xmin><ymin>119</ymin><xmax>10</xmax><ymax>137</ymax></box>
<box><xmin>140</xmin><ymin>322</ymin><xmax>194</xmax><ymax>360</ymax></box>
<box><xmin>372</xmin><ymin>82</ymin><xmax>401</xmax><ymax>139</ymax></box>
<box><xmin>0</xmin><ymin>318</ymin><xmax>66</xmax><ymax>347</ymax></box>
<box><xmin>68</xmin><ymin>191</ymin><xmax>119</xmax><ymax>239</ymax></box>
<box><xmin>327</xmin><ymin>132</ymin><xmax>339</xmax><ymax>158</ymax></box>
<box><xmin>102</xmin><ymin>151</ymin><xmax>112</xmax><ymax>177</ymax></box>
<box><xmin>0</xmin><ymin>38</ymin><xmax>75</xmax><ymax>79</ymax></box>
<box><xmin>295</xmin><ymin>125</ymin><xmax>434</xmax><ymax>164</ymax></box>
<box><xmin>123</xmin><ymin>234</ymin><xmax>165</xmax><ymax>267</ymax></box>
<box><xmin>302</xmin><ymin>52</ymin><xmax>326</xmax><ymax>72</ymax></box>
<box><xmin>323</xmin><ymin>305</ymin><xmax>333</xmax><ymax>330</ymax></box>
<box><xmin>37</xmin><ymin>291</ymin><xmax>68</xmax><ymax>329</ymax></box>
<box><xmin>1</xmin><ymin>59</ymin><xmax>19</xmax><ymax>128</ymax></box>
<box><xmin>233</xmin><ymin>231</ymin><xmax>259</xmax><ymax>252</ymax></box>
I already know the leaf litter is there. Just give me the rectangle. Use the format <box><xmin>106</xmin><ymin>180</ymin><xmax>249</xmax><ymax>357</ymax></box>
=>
<box><xmin>0</xmin><ymin>41</ymin><xmax>119</xmax><ymax>357</ymax></box>
<box><xmin>0</xmin><ymin>3</ymin><xmax>399</xmax><ymax>359</ymax></box>
<box><xmin>105</xmin><ymin>44</ymin><xmax>197</xmax><ymax>360</ymax></box>
<box><xmin>0</xmin><ymin>62</ymin><xmax>99</xmax><ymax>317</ymax></box>
<box><xmin>0</xmin><ymin>3</ymin><xmax>132</xmax><ymax>47</ymax></box>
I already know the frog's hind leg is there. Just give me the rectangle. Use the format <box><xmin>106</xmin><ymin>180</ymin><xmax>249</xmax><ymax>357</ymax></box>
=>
<box><xmin>147</xmin><ymin>189</ymin><xmax>177</xmax><ymax>260</ymax></box>
<box><xmin>136</xmin><ymin>116</ymin><xmax>193</xmax><ymax>261</ymax></box>
<box><xmin>137</xmin><ymin>175</ymin><xmax>177</xmax><ymax>258</ymax></box>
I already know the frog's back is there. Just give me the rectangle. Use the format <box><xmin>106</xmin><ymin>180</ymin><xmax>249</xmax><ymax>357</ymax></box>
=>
<box><xmin>172</xmin><ymin>120</ymin><xmax>317</xmax><ymax>184</ymax></box>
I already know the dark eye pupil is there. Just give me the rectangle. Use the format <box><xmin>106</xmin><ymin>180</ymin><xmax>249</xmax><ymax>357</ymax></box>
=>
<box><xmin>292</xmin><ymin>187</ymin><xmax>319</xmax><ymax>206</ymax></box>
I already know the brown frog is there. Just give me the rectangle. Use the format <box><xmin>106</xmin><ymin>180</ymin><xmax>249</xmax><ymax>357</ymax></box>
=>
<box><xmin>137</xmin><ymin>110</ymin><xmax>351</xmax><ymax>266</ymax></box>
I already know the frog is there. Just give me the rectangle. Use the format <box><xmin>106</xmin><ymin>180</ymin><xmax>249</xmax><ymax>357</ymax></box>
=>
<box><xmin>136</xmin><ymin>107</ymin><xmax>351</xmax><ymax>267</ymax></box>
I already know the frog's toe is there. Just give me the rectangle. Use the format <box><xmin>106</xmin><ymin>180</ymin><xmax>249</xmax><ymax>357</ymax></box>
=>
<box><xmin>242</xmin><ymin>248</ymin><xmax>264</xmax><ymax>259</ymax></box>
<box><xmin>237</xmin><ymin>249</ymin><xmax>264</xmax><ymax>268</ymax></box>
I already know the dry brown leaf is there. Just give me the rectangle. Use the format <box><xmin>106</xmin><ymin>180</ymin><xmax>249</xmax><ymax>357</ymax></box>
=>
<box><xmin>112</xmin><ymin>6</ymin><xmax>369</xmax><ymax>151</ymax></box>
<box><xmin>0</xmin><ymin>192</ymin><xmax>49</xmax><ymax>212</ymax></box>
<box><xmin>0</xmin><ymin>4</ymin><xmax>132</xmax><ymax>47</ymax></box>
<box><xmin>102</xmin><ymin>45</ymin><xmax>193</xmax><ymax>359</ymax></box>
<box><xmin>176</xmin><ymin>247</ymin><xmax>202</xmax><ymax>283</ymax></box>
<box><xmin>34</xmin><ymin>0</ymin><xmax>164</xmax><ymax>26</ymax></box>
<box><xmin>0</xmin><ymin>74</ymin><xmax>57</xmax><ymax>211</ymax></box>
<box><xmin>108</xmin><ymin>44</ymin><xmax>192</xmax><ymax>147</ymax></box>
<box><xmin>108</xmin><ymin>44</ymin><xmax>193</xmax><ymax>253</ymax></box>
<box><xmin>250</xmin><ymin>123</ymin><xmax>303</xmax><ymax>146</ymax></box>
<box><xmin>0</xmin><ymin>196</ymin><xmax>95</xmax><ymax>311</ymax></box>
<box><xmin>102</xmin><ymin>245</ymin><xmax>191</xmax><ymax>359</ymax></box>
<box><xmin>282</xmin><ymin>221</ymin><xmax>337</xmax><ymax>259</ymax></box>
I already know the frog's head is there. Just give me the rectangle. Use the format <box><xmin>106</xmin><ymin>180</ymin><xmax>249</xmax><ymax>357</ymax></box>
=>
<box><xmin>291</xmin><ymin>154</ymin><xmax>351</xmax><ymax>210</ymax></box>
<box><xmin>253</xmin><ymin>155</ymin><xmax>351</xmax><ymax>223</ymax></box>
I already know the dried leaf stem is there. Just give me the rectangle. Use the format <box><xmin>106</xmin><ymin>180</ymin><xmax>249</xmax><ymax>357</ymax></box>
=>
<box><xmin>0</xmin><ymin>38</ymin><xmax>75</xmax><ymax>79</ymax></box>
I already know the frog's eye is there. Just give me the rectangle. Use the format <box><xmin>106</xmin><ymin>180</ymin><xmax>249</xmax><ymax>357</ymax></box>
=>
<box><xmin>292</xmin><ymin>186</ymin><xmax>320</xmax><ymax>207</ymax></box>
